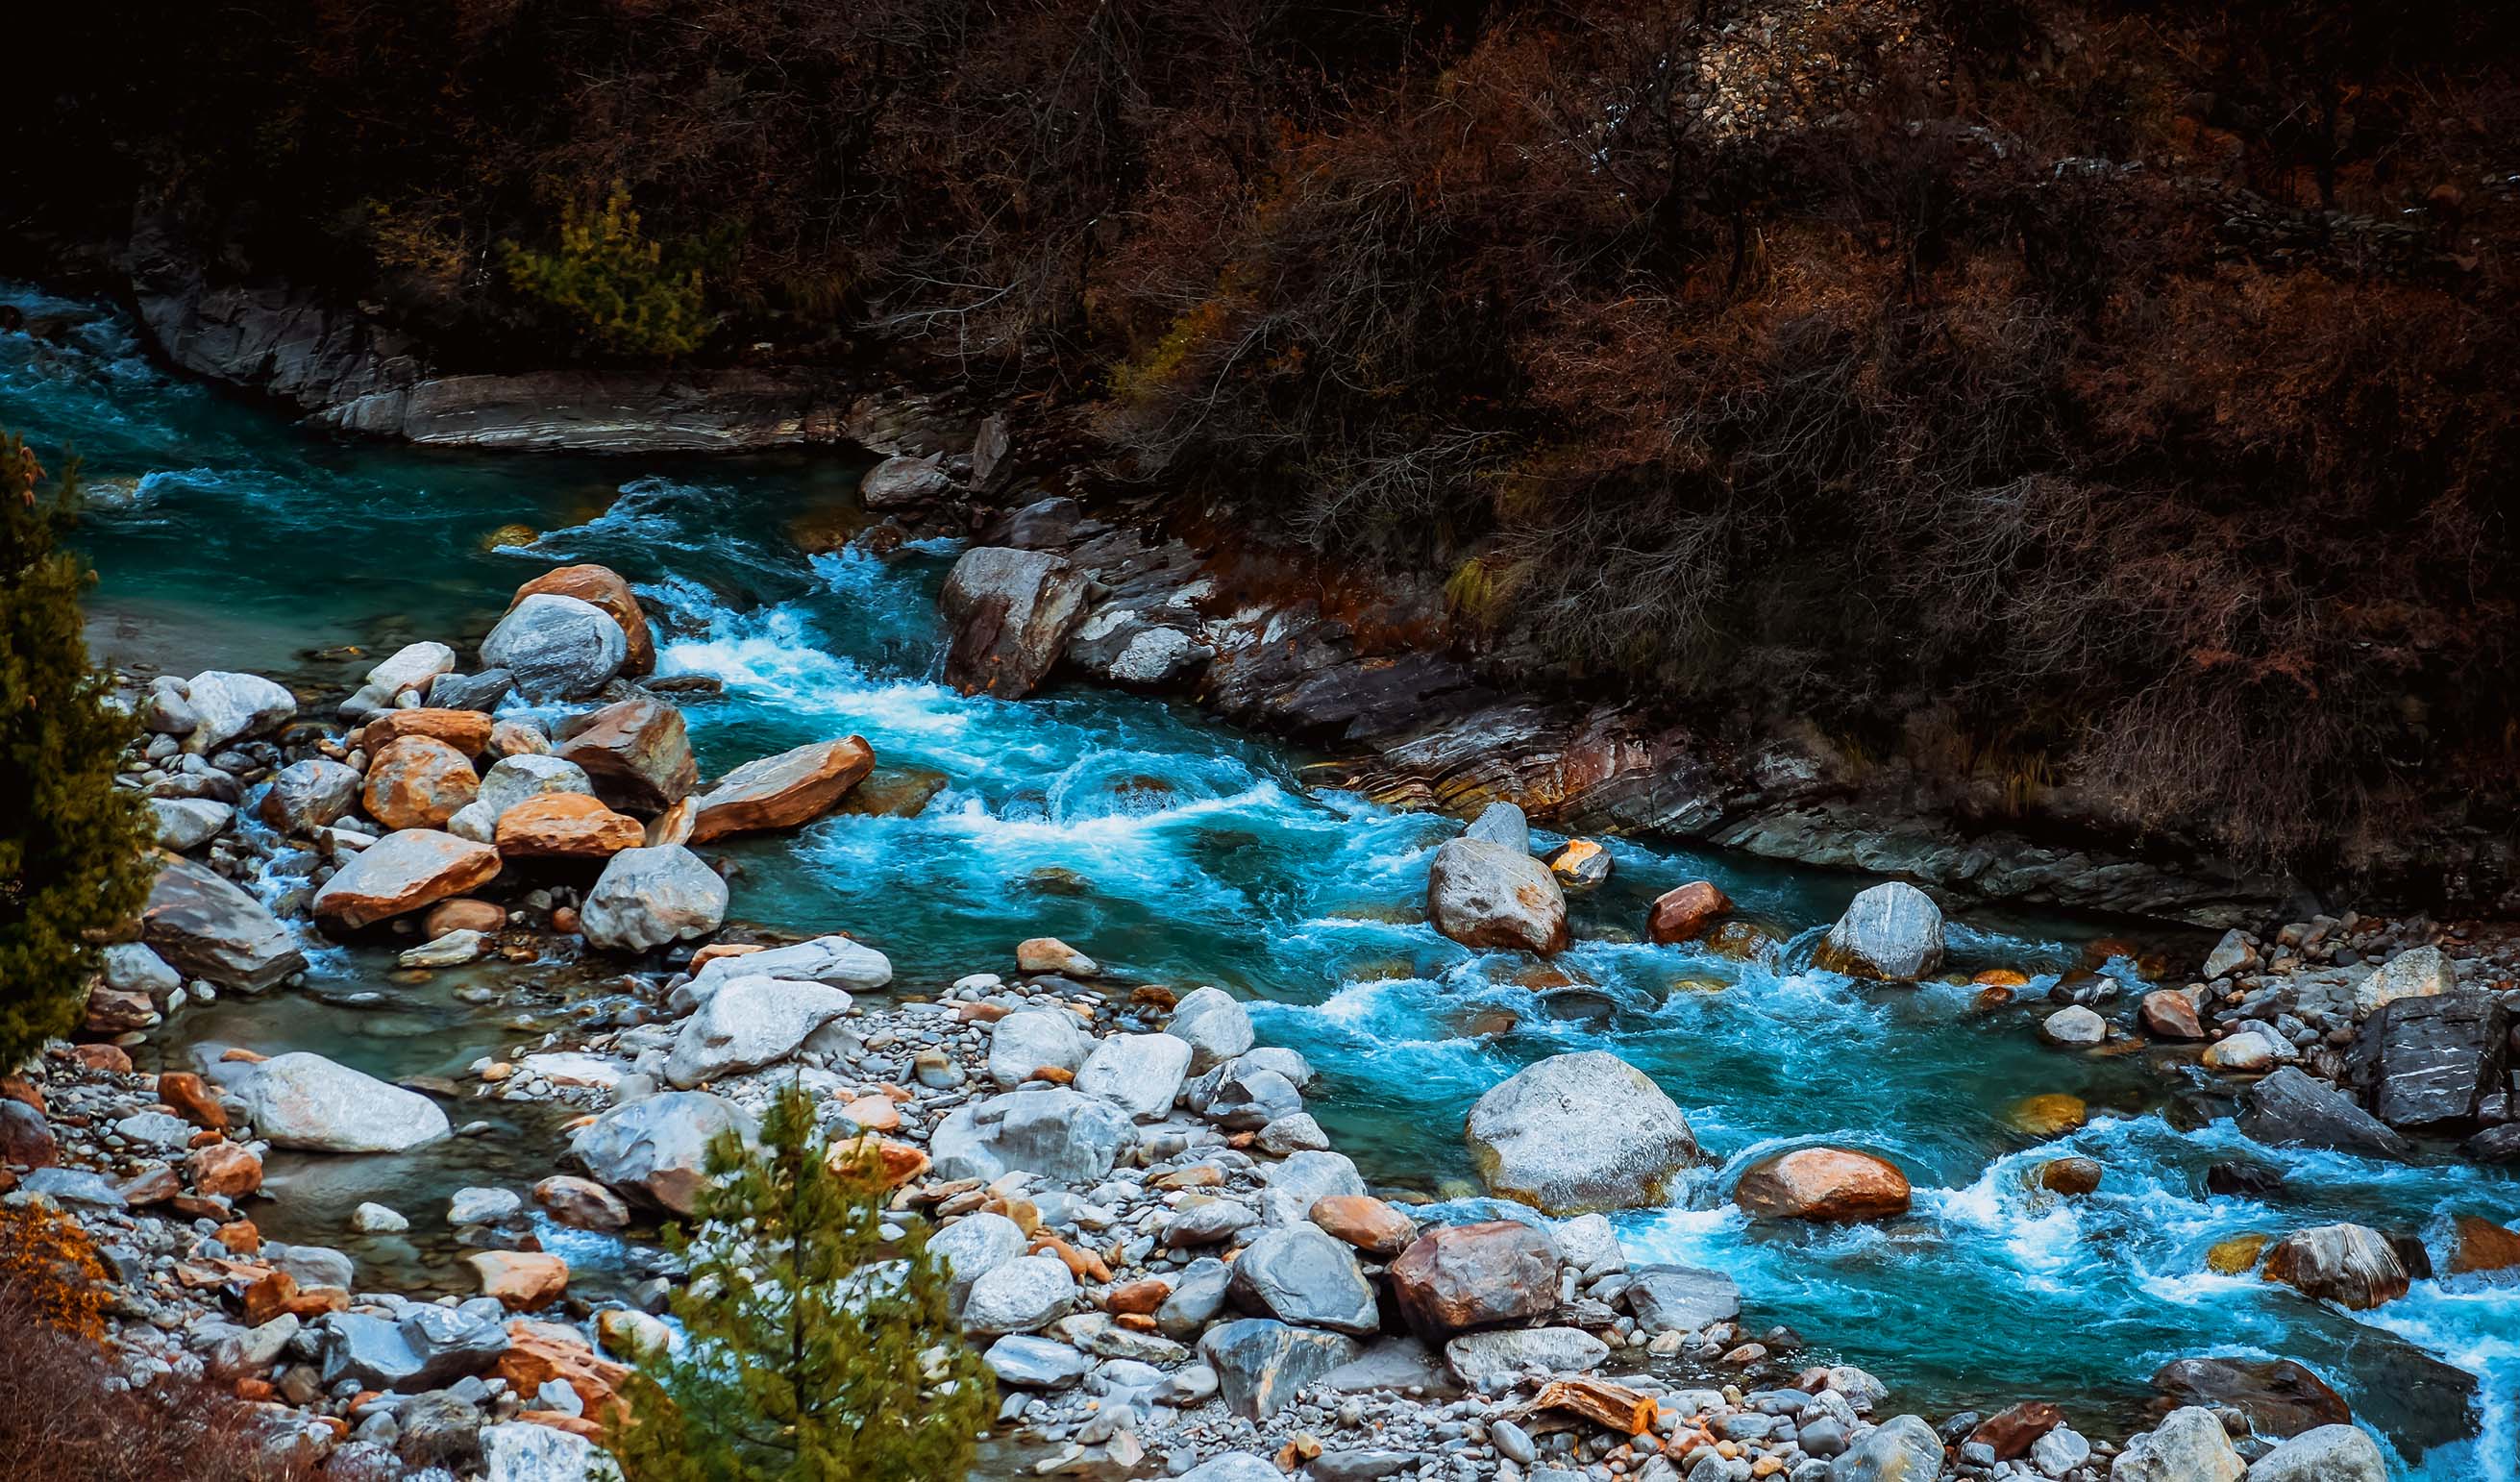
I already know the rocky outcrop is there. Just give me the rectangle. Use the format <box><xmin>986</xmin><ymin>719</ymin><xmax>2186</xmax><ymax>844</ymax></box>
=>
<box><xmin>1463</xmin><ymin>1050</ymin><xmax>1699</xmax><ymax>1214</ymax></box>
<box><xmin>940</xmin><ymin>547</ymin><xmax>1091</xmax><ymax>699</ymax></box>
<box><xmin>141</xmin><ymin>854</ymin><xmax>307</xmax><ymax>991</ymax></box>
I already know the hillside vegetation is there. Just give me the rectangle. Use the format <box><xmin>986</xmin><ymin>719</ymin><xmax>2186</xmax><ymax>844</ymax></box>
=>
<box><xmin>16</xmin><ymin>0</ymin><xmax>2520</xmax><ymax>880</ymax></box>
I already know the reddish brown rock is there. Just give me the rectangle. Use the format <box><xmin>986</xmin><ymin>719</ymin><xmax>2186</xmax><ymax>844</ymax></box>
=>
<box><xmin>489</xmin><ymin>719</ymin><xmax>551</xmax><ymax>757</ymax></box>
<box><xmin>187</xmin><ymin>1142</ymin><xmax>263</xmax><ymax>1198</ymax></box>
<box><xmin>689</xmin><ymin>942</ymin><xmax>764</xmax><ymax>971</ymax></box>
<box><xmin>67</xmin><ymin>1044</ymin><xmax>134</xmax><ymax>1074</ymax></box>
<box><xmin>497</xmin><ymin>1321</ymin><xmax>632</xmax><ymax>1426</ymax></box>
<box><xmin>85</xmin><ymin>983</ymin><xmax>158</xmax><ymax>1033</ymax></box>
<box><xmin>312</xmin><ymin>828</ymin><xmax>502</xmax><ymax>929</ymax></box>
<box><xmin>828</xmin><ymin>1135</ymin><xmax>929</xmax><ymax>1190</ymax></box>
<box><xmin>531</xmin><ymin>1175</ymin><xmax>631</xmax><ymax>1233</ymax></box>
<box><xmin>362</xmin><ymin>736</ymin><xmax>482</xmax><ymax>830</ymax></box>
<box><xmin>1734</xmin><ymin>1148</ymin><xmax>1912</xmax><ymax>1223</ymax></box>
<box><xmin>214</xmin><ymin>1218</ymin><xmax>260</xmax><ymax>1254</ymax></box>
<box><xmin>424</xmin><ymin>899</ymin><xmax>507</xmax><ymax>937</ymax></box>
<box><xmin>467</xmin><ymin>1250</ymin><xmax>571</xmax><ymax>1310</ymax></box>
<box><xmin>157</xmin><ymin>1071</ymin><xmax>230</xmax><ymax>1130</ymax></box>
<box><xmin>646</xmin><ymin>796</ymin><xmax>696</xmax><ymax>846</ymax></box>
<box><xmin>495</xmin><ymin>794</ymin><xmax>646</xmax><ymax>859</ymax></box>
<box><xmin>355</xmin><ymin>708</ymin><xmax>494</xmax><ymax>757</ymax></box>
<box><xmin>241</xmin><ymin>1271</ymin><xmax>300</xmax><ymax>1325</ymax></box>
<box><xmin>691</xmin><ymin>737</ymin><xmax>875</xmax><ymax>842</ymax></box>
<box><xmin>2038</xmin><ymin>1157</ymin><xmax>2104</xmax><ymax>1197</ymax></box>
<box><xmin>0</xmin><ymin>1099</ymin><xmax>57</xmax><ymax>1168</ymax></box>
<box><xmin>1648</xmin><ymin>880</ymin><xmax>1733</xmax><ymax>945</ymax></box>
<box><xmin>1969</xmin><ymin>1401</ymin><xmax>2063</xmax><ymax>1460</ymax></box>
<box><xmin>2261</xmin><ymin>1223</ymin><xmax>2410</xmax><ymax>1310</ymax></box>
<box><xmin>2449</xmin><ymin>1215</ymin><xmax>2520</xmax><ymax>1275</ymax></box>
<box><xmin>557</xmin><ymin>699</ymin><xmax>697</xmax><ymax>815</ymax></box>
<box><xmin>2140</xmin><ymin>989</ymin><xmax>2206</xmax><ymax>1040</ymax></box>
<box><xmin>1107</xmin><ymin>1278</ymin><xmax>1172</xmax><ymax>1316</ymax></box>
<box><xmin>1310</xmin><ymin>1195</ymin><xmax>1417</xmax><ymax>1259</ymax></box>
<box><xmin>1388</xmin><ymin>1220</ymin><xmax>1562</xmax><ymax>1341</ymax></box>
<box><xmin>513</xmin><ymin>564</ymin><xmax>655</xmax><ymax>675</ymax></box>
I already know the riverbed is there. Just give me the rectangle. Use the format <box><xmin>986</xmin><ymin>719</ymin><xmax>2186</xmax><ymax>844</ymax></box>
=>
<box><xmin>7</xmin><ymin>283</ymin><xmax>2512</xmax><ymax>1479</ymax></box>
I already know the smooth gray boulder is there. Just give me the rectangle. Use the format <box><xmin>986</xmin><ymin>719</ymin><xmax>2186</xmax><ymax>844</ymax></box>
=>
<box><xmin>665</xmin><ymin>976</ymin><xmax>853</xmax><ymax>1088</ymax></box>
<box><xmin>445</xmin><ymin>753</ymin><xmax>593</xmax><ymax>843</ymax></box>
<box><xmin>1816</xmin><ymin>881</ymin><xmax>1945</xmax><ymax>980</ymax></box>
<box><xmin>1228</xmin><ymin>1224</ymin><xmax>1380</xmax><ymax>1335</ymax></box>
<box><xmin>259</xmin><ymin>758</ymin><xmax>362</xmax><ymax>834</ymax></box>
<box><xmin>1827</xmin><ymin>1413</ymin><xmax>1945</xmax><ymax>1481</ymax></box>
<box><xmin>1462</xmin><ymin>801</ymin><xmax>1533</xmax><ymax>853</ymax></box>
<box><xmin>939</xmin><ymin>546</ymin><xmax>1092</xmax><ymax>699</ymax></box>
<box><xmin>1199</xmin><ymin>1319</ymin><xmax>1361</xmax><ymax>1420</ymax></box>
<box><xmin>235</xmin><ymin>1051</ymin><xmax>449</xmax><ymax>1152</ymax></box>
<box><xmin>1179</xmin><ymin>1456</ymin><xmax>1285</xmax><ymax>1482</ymax></box>
<box><xmin>984</xmin><ymin>1334</ymin><xmax>1095</xmax><ymax>1390</ymax></box>
<box><xmin>569</xmin><ymin>1091</ymin><xmax>753</xmax><ymax>1213</ymax></box>
<box><xmin>151</xmin><ymin>797</ymin><xmax>234</xmax><ymax>850</ymax></box>
<box><xmin>1166</xmin><ymin>987</ymin><xmax>1254</xmax><ymax>1073</ymax></box>
<box><xmin>1465</xmin><ymin>1050</ymin><xmax>1700</xmax><ymax>1214</ymax></box>
<box><xmin>2109</xmin><ymin>1406</ymin><xmax>2244</xmax><ymax>1482</ymax></box>
<box><xmin>1076</xmin><ymin>1031</ymin><xmax>1193</xmax><ymax>1120</ymax></box>
<box><xmin>1196</xmin><ymin>1063</ymin><xmax>1306</xmax><ymax>1130</ymax></box>
<box><xmin>987</xmin><ymin>1008</ymin><xmax>1095</xmax><ymax>1089</ymax></box>
<box><xmin>1258</xmin><ymin>1149</ymin><xmax>1366</xmax><ymax>1227</ymax></box>
<box><xmin>960</xmin><ymin>1253</ymin><xmax>1077</xmax><ymax>1335</ymax></box>
<box><xmin>929</xmin><ymin>1086</ymin><xmax>1135</xmax><ymax>1183</ymax></box>
<box><xmin>478</xmin><ymin>1421</ymin><xmax>622</xmax><ymax>1482</ymax></box>
<box><xmin>689</xmin><ymin>933</ymin><xmax>893</xmax><ymax>993</ymax></box>
<box><xmin>102</xmin><ymin>942</ymin><xmax>182</xmax><ymax>1000</ymax></box>
<box><xmin>930</xmin><ymin>1212</ymin><xmax>1029</xmax><ymax>1307</ymax></box>
<box><xmin>184</xmin><ymin>670</ymin><xmax>297</xmax><ymax>753</ymax></box>
<box><xmin>581</xmin><ymin>845</ymin><xmax>727</xmax><ymax>952</ymax></box>
<box><xmin>1426</xmin><ymin>837</ymin><xmax>1568</xmax><ymax>954</ymax></box>
<box><xmin>1625</xmin><ymin>1266</ymin><xmax>1742</xmax><ymax>1332</ymax></box>
<box><xmin>481</xmin><ymin>593</ymin><xmax>627</xmax><ymax>700</ymax></box>
<box><xmin>2246</xmin><ymin>1424</ymin><xmax>2387</xmax><ymax>1482</ymax></box>
<box><xmin>2239</xmin><ymin>1067</ymin><xmax>2412</xmax><ymax>1160</ymax></box>
<box><xmin>859</xmin><ymin>453</ymin><xmax>955</xmax><ymax>508</ymax></box>
<box><xmin>1157</xmin><ymin>1258</ymin><xmax>1234</xmax><ymax>1336</ymax></box>
<box><xmin>316</xmin><ymin>1306</ymin><xmax>506</xmax><ymax>1390</ymax></box>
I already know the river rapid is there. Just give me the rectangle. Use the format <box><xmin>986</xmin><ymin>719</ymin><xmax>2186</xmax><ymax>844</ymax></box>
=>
<box><xmin>6</xmin><ymin>284</ymin><xmax>2513</xmax><ymax>1480</ymax></box>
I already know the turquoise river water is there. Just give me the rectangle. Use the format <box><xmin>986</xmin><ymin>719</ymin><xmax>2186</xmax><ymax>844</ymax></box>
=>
<box><xmin>5</xmin><ymin>284</ymin><xmax>2513</xmax><ymax>1478</ymax></box>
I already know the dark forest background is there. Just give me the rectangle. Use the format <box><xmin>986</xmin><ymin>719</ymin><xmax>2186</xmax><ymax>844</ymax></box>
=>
<box><xmin>12</xmin><ymin>0</ymin><xmax>2520</xmax><ymax>881</ymax></box>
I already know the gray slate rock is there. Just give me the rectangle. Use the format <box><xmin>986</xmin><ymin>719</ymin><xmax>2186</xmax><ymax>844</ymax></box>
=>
<box><xmin>569</xmin><ymin>1090</ymin><xmax>753</xmax><ymax>1213</ymax></box>
<box><xmin>2239</xmin><ymin>1067</ymin><xmax>2413</xmax><ymax>1160</ymax></box>
<box><xmin>142</xmin><ymin>855</ymin><xmax>307</xmax><ymax>992</ymax></box>
<box><xmin>1198</xmin><ymin>1319</ymin><xmax>1361</xmax><ymax>1420</ymax></box>
<box><xmin>581</xmin><ymin>844</ymin><xmax>727</xmax><ymax>952</ymax></box>
<box><xmin>1466</xmin><ymin>1050</ymin><xmax>1700</xmax><ymax>1214</ymax></box>
<box><xmin>1227</xmin><ymin>1224</ymin><xmax>1380</xmax><ymax>1335</ymax></box>
<box><xmin>930</xmin><ymin>1086</ymin><xmax>1135</xmax><ymax>1184</ymax></box>
<box><xmin>481</xmin><ymin>593</ymin><xmax>628</xmax><ymax>701</ymax></box>
<box><xmin>1166</xmin><ymin>987</ymin><xmax>1254</xmax><ymax>1073</ymax></box>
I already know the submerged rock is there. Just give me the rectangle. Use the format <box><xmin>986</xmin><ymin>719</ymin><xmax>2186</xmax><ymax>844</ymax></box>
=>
<box><xmin>1465</xmin><ymin>1050</ymin><xmax>1698</xmax><ymax>1213</ymax></box>
<box><xmin>940</xmin><ymin>546</ymin><xmax>1092</xmax><ymax>699</ymax></box>
<box><xmin>236</xmin><ymin>1051</ymin><xmax>452</xmax><ymax>1152</ymax></box>
<box><xmin>580</xmin><ymin>845</ymin><xmax>727</xmax><ymax>951</ymax></box>
<box><xmin>1814</xmin><ymin>881</ymin><xmax>1944</xmax><ymax>980</ymax></box>
<box><xmin>1426</xmin><ymin>836</ymin><xmax>1568</xmax><ymax>954</ymax></box>
<box><xmin>141</xmin><ymin>854</ymin><xmax>307</xmax><ymax>991</ymax></box>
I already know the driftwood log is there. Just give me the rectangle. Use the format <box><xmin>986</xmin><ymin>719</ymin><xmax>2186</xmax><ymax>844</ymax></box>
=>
<box><xmin>1526</xmin><ymin>1377</ymin><xmax>1657</xmax><ymax>1436</ymax></box>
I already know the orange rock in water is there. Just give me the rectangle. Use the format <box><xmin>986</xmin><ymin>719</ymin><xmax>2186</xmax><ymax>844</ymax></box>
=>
<box><xmin>690</xmin><ymin>737</ymin><xmax>875</xmax><ymax>842</ymax></box>
<box><xmin>1973</xmin><ymin>969</ymin><xmax>2031</xmax><ymax>988</ymax></box>
<box><xmin>2450</xmin><ymin>1214</ymin><xmax>2520</xmax><ymax>1275</ymax></box>
<box><xmin>187</xmin><ymin>1142</ymin><xmax>263</xmax><ymax>1198</ymax></box>
<box><xmin>67</xmin><ymin>1043</ymin><xmax>134</xmax><ymax>1074</ymax></box>
<box><xmin>495</xmin><ymin>793</ymin><xmax>645</xmax><ymax>858</ymax></box>
<box><xmin>1733</xmin><ymin>1147</ymin><xmax>1912</xmax><ymax>1223</ymax></box>
<box><xmin>2008</xmin><ymin>1093</ymin><xmax>2088</xmax><ymax>1136</ymax></box>
<box><xmin>362</xmin><ymin>736</ymin><xmax>481</xmax><ymax>830</ymax></box>
<box><xmin>426</xmin><ymin>899</ymin><xmax>507</xmax><ymax>937</ymax></box>
<box><xmin>1648</xmin><ymin>880</ymin><xmax>1733</xmax><ymax>945</ymax></box>
<box><xmin>2140</xmin><ymin>989</ymin><xmax>2206</xmax><ymax>1040</ymax></box>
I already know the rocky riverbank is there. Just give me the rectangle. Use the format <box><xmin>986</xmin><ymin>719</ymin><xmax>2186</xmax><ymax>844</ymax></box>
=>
<box><xmin>6</xmin><ymin>533</ymin><xmax>2500</xmax><ymax>1482</ymax></box>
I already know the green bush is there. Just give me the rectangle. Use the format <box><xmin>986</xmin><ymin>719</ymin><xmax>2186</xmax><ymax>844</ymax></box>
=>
<box><xmin>611</xmin><ymin>1083</ymin><xmax>993</xmax><ymax>1481</ymax></box>
<box><xmin>504</xmin><ymin>185</ymin><xmax>715</xmax><ymax>358</ymax></box>
<box><xmin>0</xmin><ymin>435</ymin><xmax>151</xmax><ymax>1071</ymax></box>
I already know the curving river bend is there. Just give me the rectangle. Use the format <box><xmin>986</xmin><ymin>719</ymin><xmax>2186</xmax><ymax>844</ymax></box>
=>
<box><xmin>6</xmin><ymin>284</ymin><xmax>2513</xmax><ymax>1480</ymax></box>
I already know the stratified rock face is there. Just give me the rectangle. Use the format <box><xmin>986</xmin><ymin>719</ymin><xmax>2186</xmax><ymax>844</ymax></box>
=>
<box><xmin>2239</xmin><ymin>1067</ymin><xmax>2413</xmax><ymax>1160</ymax></box>
<box><xmin>2261</xmin><ymin>1223</ymin><xmax>2411</xmax><ymax>1311</ymax></box>
<box><xmin>1426</xmin><ymin>837</ymin><xmax>1569</xmax><ymax>954</ymax></box>
<box><xmin>362</xmin><ymin>735</ymin><xmax>481</xmax><ymax>830</ymax></box>
<box><xmin>312</xmin><ymin>829</ymin><xmax>502</xmax><ymax>929</ymax></box>
<box><xmin>2112</xmin><ymin>1407</ymin><xmax>2246</xmax><ymax>1482</ymax></box>
<box><xmin>2346</xmin><ymin>991</ymin><xmax>2508</xmax><ymax>1134</ymax></box>
<box><xmin>940</xmin><ymin>546</ymin><xmax>1091</xmax><ymax>698</ymax></box>
<box><xmin>1814</xmin><ymin>881</ymin><xmax>1944</xmax><ymax>980</ymax></box>
<box><xmin>142</xmin><ymin>855</ymin><xmax>308</xmax><ymax>992</ymax></box>
<box><xmin>557</xmin><ymin>698</ymin><xmax>698</xmax><ymax>815</ymax></box>
<box><xmin>570</xmin><ymin>1091</ymin><xmax>753</xmax><ymax>1213</ymax></box>
<box><xmin>481</xmin><ymin>592</ymin><xmax>629</xmax><ymax>701</ymax></box>
<box><xmin>1387</xmin><ymin>1221</ymin><xmax>1561</xmax><ymax>1341</ymax></box>
<box><xmin>183</xmin><ymin>670</ymin><xmax>297</xmax><ymax>753</ymax></box>
<box><xmin>235</xmin><ymin>1051</ymin><xmax>452</xmax><ymax>1152</ymax></box>
<box><xmin>1733</xmin><ymin>1147</ymin><xmax>1912</xmax><ymax>1223</ymax></box>
<box><xmin>580</xmin><ymin>845</ymin><xmax>727</xmax><ymax>952</ymax></box>
<box><xmin>689</xmin><ymin>737</ymin><xmax>874</xmax><ymax>842</ymax></box>
<box><xmin>665</xmin><ymin>976</ymin><xmax>854</xmax><ymax>1088</ymax></box>
<box><xmin>511</xmin><ymin>564</ymin><xmax>654</xmax><ymax>675</ymax></box>
<box><xmin>1464</xmin><ymin>1050</ymin><xmax>1699</xmax><ymax>1214</ymax></box>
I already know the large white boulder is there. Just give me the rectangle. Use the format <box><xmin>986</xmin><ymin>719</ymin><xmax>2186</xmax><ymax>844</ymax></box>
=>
<box><xmin>184</xmin><ymin>670</ymin><xmax>297</xmax><ymax>753</ymax></box>
<box><xmin>1465</xmin><ymin>1050</ymin><xmax>1699</xmax><ymax>1214</ymax></box>
<box><xmin>1426</xmin><ymin>837</ymin><xmax>1568</xmax><ymax>954</ymax></box>
<box><xmin>1816</xmin><ymin>881</ymin><xmax>1945</xmax><ymax>980</ymax></box>
<box><xmin>569</xmin><ymin>1091</ymin><xmax>753</xmax><ymax>1214</ymax></box>
<box><xmin>481</xmin><ymin>593</ymin><xmax>628</xmax><ymax>701</ymax></box>
<box><xmin>581</xmin><ymin>845</ymin><xmax>728</xmax><ymax>952</ymax></box>
<box><xmin>665</xmin><ymin>976</ymin><xmax>853</xmax><ymax>1088</ymax></box>
<box><xmin>235</xmin><ymin>1052</ymin><xmax>451</xmax><ymax>1152</ymax></box>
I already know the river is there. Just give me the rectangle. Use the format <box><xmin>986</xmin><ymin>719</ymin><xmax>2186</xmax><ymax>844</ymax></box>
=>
<box><xmin>6</xmin><ymin>283</ymin><xmax>2511</xmax><ymax>1479</ymax></box>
